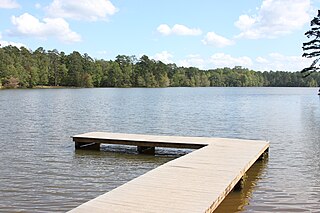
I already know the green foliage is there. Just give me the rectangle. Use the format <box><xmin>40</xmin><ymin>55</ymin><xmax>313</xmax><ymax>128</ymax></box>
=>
<box><xmin>302</xmin><ymin>10</ymin><xmax>320</xmax><ymax>77</ymax></box>
<box><xmin>0</xmin><ymin>45</ymin><xmax>319</xmax><ymax>89</ymax></box>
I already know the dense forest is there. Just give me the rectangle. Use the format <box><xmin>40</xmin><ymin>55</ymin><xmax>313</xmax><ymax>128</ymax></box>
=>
<box><xmin>0</xmin><ymin>46</ymin><xmax>319</xmax><ymax>89</ymax></box>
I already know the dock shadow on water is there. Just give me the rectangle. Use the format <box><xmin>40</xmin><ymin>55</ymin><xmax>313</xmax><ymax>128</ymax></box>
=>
<box><xmin>70</xmin><ymin>145</ymin><xmax>189</xmax><ymax>210</ymax></box>
<box><xmin>215</xmin><ymin>157</ymin><xmax>268</xmax><ymax>213</ymax></box>
<box><xmin>74</xmin><ymin>143</ymin><xmax>267</xmax><ymax>213</ymax></box>
<box><xmin>99</xmin><ymin>144</ymin><xmax>194</xmax><ymax>157</ymax></box>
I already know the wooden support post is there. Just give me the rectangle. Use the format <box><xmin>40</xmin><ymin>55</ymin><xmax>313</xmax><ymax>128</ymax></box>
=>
<box><xmin>75</xmin><ymin>142</ymin><xmax>100</xmax><ymax>151</ymax></box>
<box><xmin>137</xmin><ymin>146</ymin><xmax>155</xmax><ymax>155</ymax></box>
<box><xmin>258</xmin><ymin>147</ymin><xmax>269</xmax><ymax>161</ymax></box>
<box><xmin>234</xmin><ymin>173</ymin><xmax>247</xmax><ymax>191</ymax></box>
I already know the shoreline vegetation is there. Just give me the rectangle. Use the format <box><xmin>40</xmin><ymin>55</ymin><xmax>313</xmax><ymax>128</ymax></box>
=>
<box><xmin>2</xmin><ymin>86</ymin><xmax>320</xmax><ymax>90</ymax></box>
<box><xmin>1</xmin><ymin>46</ymin><xmax>319</xmax><ymax>89</ymax></box>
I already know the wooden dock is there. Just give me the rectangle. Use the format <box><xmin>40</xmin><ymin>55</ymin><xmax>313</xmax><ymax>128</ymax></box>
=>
<box><xmin>70</xmin><ymin>132</ymin><xmax>269</xmax><ymax>213</ymax></box>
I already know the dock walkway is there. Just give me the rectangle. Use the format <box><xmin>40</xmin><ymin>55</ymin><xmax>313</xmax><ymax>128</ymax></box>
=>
<box><xmin>70</xmin><ymin>132</ymin><xmax>269</xmax><ymax>213</ymax></box>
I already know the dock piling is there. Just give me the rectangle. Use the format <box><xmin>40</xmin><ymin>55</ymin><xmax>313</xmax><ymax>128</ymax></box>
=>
<box><xmin>137</xmin><ymin>146</ymin><xmax>155</xmax><ymax>155</ymax></box>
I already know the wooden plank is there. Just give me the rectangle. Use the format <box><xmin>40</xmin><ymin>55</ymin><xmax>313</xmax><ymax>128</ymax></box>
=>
<box><xmin>73</xmin><ymin>132</ymin><xmax>210</xmax><ymax>149</ymax></box>
<box><xmin>69</xmin><ymin>132</ymin><xmax>269</xmax><ymax>213</ymax></box>
<box><xmin>73</xmin><ymin>132</ymin><xmax>266</xmax><ymax>149</ymax></box>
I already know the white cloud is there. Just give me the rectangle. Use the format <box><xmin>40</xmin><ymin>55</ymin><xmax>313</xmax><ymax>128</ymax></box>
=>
<box><xmin>255</xmin><ymin>52</ymin><xmax>313</xmax><ymax>71</ymax></box>
<box><xmin>178</xmin><ymin>54</ymin><xmax>206</xmax><ymax>69</ymax></box>
<box><xmin>46</xmin><ymin>0</ymin><xmax>118</xmax><ymax>21</ymax></box>
<box><xmin>0</xmin><ymin>0</ymin><xmax>20</xmax><ymax>9</ymax></box>
<box><xmin>157</xmin><ymin>24</ymin><xmax>171</xmax><ymax>36</ymax></box>
<box><xmin>256</xmin><ymin>56</ymin><xmax>268</xmax><ymax>63</ymax></box>
<box><xmin>152</xmin><ymin>51</ymin><xmax>173</xmax><ymax>64</ymax></box>
<box><xmin>157</xmin><ymin>24</ymin><xmax>202</xmax><ymax>36</ymax></box>
<box><xmin>209</xmin><ymin>53</ymin><xmax>253</xmax><ymax>68</ymax></box>
<box><xmin>0</xmin><ymin>40</ymin><xmax>27</xmax><ymax>48</ymax></box>
<box><xmin>0</xmin><ymin>33</ymin><xmax>26</xmax><ymax>48</ymax></box>
<box><xmin>207</xmin><ymin>52</ymin><xmax>310</xmax><ymax>71</ymax></box>
<box><xmin>235</xmin><ymin>0</ymin><xmax>311</xmax><ymax>39</ymax></box>
<box><xmin>202</xmin><ymin>32</ymin><xmax>234</xmax><ymax>47</ymax></box>
<box><xmin>147</xmin><ymin>52</ymin><xmax>311</xmax><ymax>71</ymax></box>
<box><xmin>9</xmin><ymin>13</ymin><xmax>81</xmax><ymax>43</ymax></box>
<box><xmin>172</xmin><ymin>24</ymin><xmax>202</xmax><ymax>36</ymax></box>
<box><xmin>235</xmin><ymin>15</ymin><xmax>256</xmax><ymax>31</ymax></box>
<box><xmin>175</xmin><ymin>53</ymin><xmax>257</xmax><ymax>70</ymax></box>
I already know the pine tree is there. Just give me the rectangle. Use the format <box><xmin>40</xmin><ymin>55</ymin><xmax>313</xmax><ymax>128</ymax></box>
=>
<box><xmin>302</xmin><ymin>10</ymin><xmax>320</xmax><ymax>77</ymax></box>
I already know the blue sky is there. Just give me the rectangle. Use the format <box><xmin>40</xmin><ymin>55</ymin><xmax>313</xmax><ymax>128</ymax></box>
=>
<box><xmin>0</xmin><ymin>0</ymin><xmax>319</xmax><ymax>71</ymax></box>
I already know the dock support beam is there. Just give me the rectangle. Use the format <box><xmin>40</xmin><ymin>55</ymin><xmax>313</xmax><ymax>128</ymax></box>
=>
<box><xmin>258</xmin><ymin>147</ymin><xmax>269</xmax><ymax>161</ymax></box>
<box><xmin>234</xmin><ymin>173</ymin><xmax>247</xmax><ymax>191</ymax></box>
<box><xmin>75</xmin><ymin>142</ymin><xmax>100</xmax><ymax>151</ymax></box>
<box><xmin>137</xmin><ymin>146</ymin><xmax>155</xmax><ymax>155</ymax></box>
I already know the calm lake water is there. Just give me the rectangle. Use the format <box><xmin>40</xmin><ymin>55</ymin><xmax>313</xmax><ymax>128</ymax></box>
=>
<box><xmin>0</xmin><ymin>87</ymin><xmax>319</xmax><ymax>212</ymax></box>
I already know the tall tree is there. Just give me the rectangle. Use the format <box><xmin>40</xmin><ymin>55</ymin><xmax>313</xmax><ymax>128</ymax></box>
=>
<box><xmin>66</xmin><ymin>51</ymin><xmax>84</xmax><ymax>87</ymax></box>
<box><xmin>20</xmin><ymin>47</ymin><xmax>38</xmax><ymax>88</ymax></box>
<box><xmin>302</xmin><ymin>10</ymin><xmax>320</xmax><ymax>78</ymax></box>
<box><xmin>115</xmin><ymin>55</ymin><xmax>133</xmax><ymax>87</ymax></box>
<box><xmin>48</xmin><ymin>49</ymin><xmax>60</xmax><ymax>86</ymax></box>
<box><xmin>34</xmin><ymin>47</ymin><xmax>49</xmax><ymax>85</ymax></box>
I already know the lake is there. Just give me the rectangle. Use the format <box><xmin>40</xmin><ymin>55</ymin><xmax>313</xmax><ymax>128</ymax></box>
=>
<box><xmin>0</xmin><ymin>87</ymin><xmax>319</xmax><ymax>212</ymax></box>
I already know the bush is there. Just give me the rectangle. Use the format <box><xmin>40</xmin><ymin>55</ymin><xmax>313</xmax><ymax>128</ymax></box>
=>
<box><xmin>2</xmin><ymin>77</ymin><xmax>20</xmax><ymax>89</ymax></box>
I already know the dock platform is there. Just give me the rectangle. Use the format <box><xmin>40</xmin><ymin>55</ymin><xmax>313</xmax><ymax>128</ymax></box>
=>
<box><xmin>70</xmin><ymin>132</ymin><xmax>269</xmax><ymax>213</ymax></box>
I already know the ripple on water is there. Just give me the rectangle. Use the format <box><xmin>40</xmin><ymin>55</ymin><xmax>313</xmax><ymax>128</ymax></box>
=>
<box><xmin>0</xmin><ymin>87</ymin><xmax>319</xmax><ymax>212</ymax></box>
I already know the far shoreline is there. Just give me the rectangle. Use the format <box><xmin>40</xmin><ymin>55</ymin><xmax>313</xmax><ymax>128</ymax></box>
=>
<box><xmin>1</xmin><ymin>86</ymin><xmax>319</xmax><ymax>90</ymax></box>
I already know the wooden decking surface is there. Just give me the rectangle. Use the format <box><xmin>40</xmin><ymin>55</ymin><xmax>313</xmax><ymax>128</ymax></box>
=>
<box><xmin>69</xmin><ymin>132</ymin><xmax>269</xmax><ymax>213</ymax></box>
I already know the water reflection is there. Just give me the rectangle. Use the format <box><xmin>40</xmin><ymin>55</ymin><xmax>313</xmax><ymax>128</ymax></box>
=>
<box><xmin>215</xmin><ymin>157</ymin><xmax>269</xmax><ymax>213</ymax></box>
<box><xmin>1</xmin><ymin>87</ymin><xmax>319</xmax><ymax>212</ymax></box>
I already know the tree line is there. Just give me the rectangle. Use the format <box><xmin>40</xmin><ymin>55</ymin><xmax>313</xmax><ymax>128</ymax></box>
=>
<box><xmin>0</xmin><ymin>46</ymin><xmax>319</xmax><ymax>89</ymax></box>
